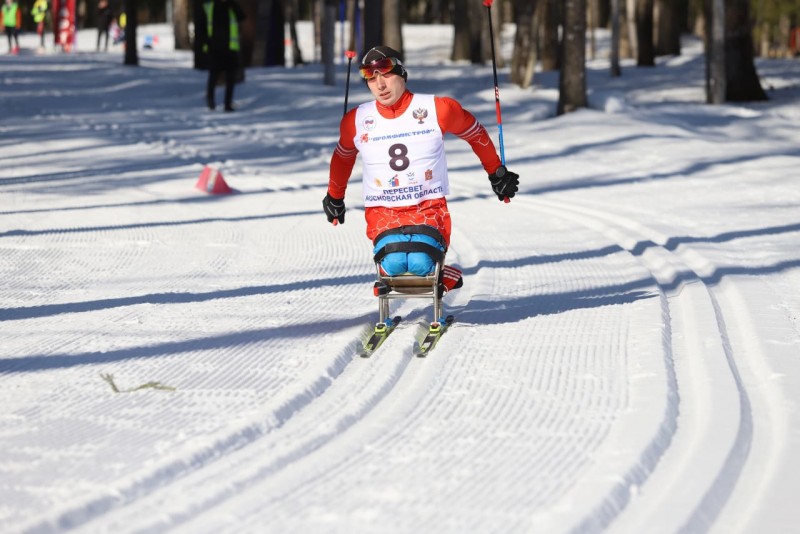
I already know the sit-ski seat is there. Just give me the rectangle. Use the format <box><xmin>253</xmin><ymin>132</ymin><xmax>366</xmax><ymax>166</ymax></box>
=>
<box><xmin>372</xmin><ymin>225</ymin><xmax>446</xmax><ymax>323</ymax></box>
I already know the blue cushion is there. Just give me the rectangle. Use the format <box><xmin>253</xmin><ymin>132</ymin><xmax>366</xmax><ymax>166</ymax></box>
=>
<box><xmin>373</xmin><ymin>234</ymin><xmax>444</xmax><ymax>276</ymax></box>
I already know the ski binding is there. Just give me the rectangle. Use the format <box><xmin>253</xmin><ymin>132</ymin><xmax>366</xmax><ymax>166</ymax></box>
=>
<box><xmin>415</xmin><ymin>315</ymin><xmax>455</xmax><ymax>357</ymax></box>
<box><xmin>359</xmin><ymin>316</ymin><xmax>402</xmax><ymax>358</ymax></box>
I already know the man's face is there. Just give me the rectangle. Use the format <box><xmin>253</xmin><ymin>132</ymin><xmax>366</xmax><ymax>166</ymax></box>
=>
<box><xmin>367</xmin><ymin>72</ymin><xmax>406</xmax><ymax>107</ymax></box>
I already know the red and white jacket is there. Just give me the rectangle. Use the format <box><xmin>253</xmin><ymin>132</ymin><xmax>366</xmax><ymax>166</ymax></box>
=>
<box><xmin>328</xmin><ymin>90</ymin><xmax>501</xmax><ymax>246</ymax></box>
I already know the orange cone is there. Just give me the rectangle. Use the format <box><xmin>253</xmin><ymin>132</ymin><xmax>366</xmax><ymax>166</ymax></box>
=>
<box><xmin>195</xmin><ymin>165</ymin><xmax>233</xmax><ymax>195</ymax></box>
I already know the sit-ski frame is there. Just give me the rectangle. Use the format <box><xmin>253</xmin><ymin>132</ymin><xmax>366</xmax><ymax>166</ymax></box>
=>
<box><xmin>375</xmin><ymin>261</ymin><xmax>444</xmax><ymax>324</ymax></box>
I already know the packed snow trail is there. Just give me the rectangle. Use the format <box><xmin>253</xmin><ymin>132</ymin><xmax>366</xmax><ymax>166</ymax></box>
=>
<box><xmin>2</xmin><ymin>24</ymin><xmax>800</xmax><ymax>533</ymax></box>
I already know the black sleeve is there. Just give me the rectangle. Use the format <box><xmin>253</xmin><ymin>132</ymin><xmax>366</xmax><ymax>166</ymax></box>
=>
<box><xmin>232</xmin><ymin>1</ymin><xmax>245</xmax><ymax>22</ymax></box>
<box><xmin>196</xmin><ymin>4</ymin><xmax>207</xmax><ymax>44</ymax></box>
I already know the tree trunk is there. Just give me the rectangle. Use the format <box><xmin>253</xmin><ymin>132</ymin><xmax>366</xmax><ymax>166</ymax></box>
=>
<box><xmin>510</xmin><ymin>0</ymin><xmax>537</xmax><ymax>88</ymax></box>
<box><xmin>237</xmin><ymin>0</ymin><xmax>256</xmax><ymax>67</ymax></box>
<box><xmin>323</xmin><ymin>0</ymin><xmax>336</xmax><ymax>85</ymax></box>
<box><xmin>347</xmin><ymin>0</ymin><xmax>363</xmax><ymax>55</ymax></box>
<box><xmin>312</xmin><ymin>0</ymin><xmax>321</xmax><ymax>62</ymax></box>
<box><xmin>654</xmin><ymin>0</ymin><xmax>680</xmax><ymax>55</ymax></box>
<box><xmin>725</xmin><ymin>0</ymin><xmax>767</xmax><ymax>101</ymax></box>
<box><xmin>173</xmin><ymin>0</ymin><xmax>191</xmax><ymax>50</ymax></box>
<box><xmin>588</xmin><ymin>0</ymin><xmax>596</xmax><ymax>60</ymax></box>
<box><xmin>428</xmin><ymin>0</ymin><xmax>448</xmax><ymax>24</ymax></box>
<box><xmin>363</xmin><ymin>0</ymin><xmax>383</xmax><ymax>53</ymax></box>
<box><xmin>625</xmin><ymin>0</ymin><xmax>637</xmax><ymax>58</ymax></box>
<box><xmin>590</xmin><ymin>0</ymin><xmax>610</xmax><ymax>27</ymax></box>
<box><xmin>264</xmin><ymin>0</ymin><xmax>285</xmax><ymax>66</ymax></box>
<box><xmin>706</xmin><ymin>0</ymin><xmax>725</xmax><ymax>103</ymax></box>
<box><xmin>451</xmin><ymin>0</ymin><xmax>472</xmax><ymax>61</ymax></box>
<box><xmin>383</xmin><ymin>0</ymin><xmax>403</xmax><ymax>52</ymax></box>
<box><xmin>124</xmin><ymin>0</ymin><xmax>139</xmax><ymax>65</ymax></box>
<box><xmin>286</xmin><ymin>0</ymin><xmax>304</xmax><ymax>65</ymax></box>
<box><xmin>558</xmin><ymin>0</ymin><xmax>587</xmax><ymax>115</ymax></box>
<box><xmin>636</xmin><ymin>0</ymin><xmax>655</xmax><ymax>65</ymax></box>
<box><xmin>193</xmin><ymin>0</ymin><xmax>205</xmax><ymax>68</ymax></box>
<box><xmin>539</xmin><ymin>0</ymin><xmax>559</xmax><ymax>70</ymax></box>
<box><xmin>611</xmin><ymin>0</ymin><xmax>621</xmax><ymax>75</ymax></box>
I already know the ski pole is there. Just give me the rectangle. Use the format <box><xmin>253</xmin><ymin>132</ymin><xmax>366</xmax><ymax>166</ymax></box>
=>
<box><xmin>343</xmin><ymin>50</ymin><xmax>356</xmax><ymax>117</ymax></box>
<box><xmin>333</xmin><ymin>50</ymin><xmax>357</xmax><ymax>227</ymax></box>
<box><xmin>483</xmin><ymin>0</ymin><xmax>505</xmax><ymax>165</ymax></box>
<box><xmin>483</xmin><ymin>0</ymin><xmax>510</xmax><ymax>203</ymax></box>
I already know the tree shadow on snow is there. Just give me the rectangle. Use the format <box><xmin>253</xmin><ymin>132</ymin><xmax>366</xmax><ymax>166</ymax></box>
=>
<box><xmin>0</xmin><ymin>311</ymin><xmax>374</xmax><ymax>374</ymax></box>
<box><xmin>0</xmin><ymin>208</ymin><xmax>322</xmax><ymax>239</ymax></box>
<box><xmin>453</xmin><ymin>282</ymin><xmax>656</xmax><ymax>326</ymax></box>
<box><xmin>1</xmin><ymin>272</ymin><xmax>374</xmax><ymax>322</ymax></box>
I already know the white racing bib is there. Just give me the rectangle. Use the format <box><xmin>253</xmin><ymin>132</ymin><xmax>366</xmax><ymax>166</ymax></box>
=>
<box><xmin>354</xmin><ymin>94</ymin><xmax>449</xmax><ymax>207</ymax></box>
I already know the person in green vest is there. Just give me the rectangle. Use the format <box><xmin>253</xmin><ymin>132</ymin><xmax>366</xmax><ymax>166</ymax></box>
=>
<box><xmin>31</xmin><ymin>0</ymin><xmax>48</xmax><ymax>50</ymax></box>
<box><xmin>198</xmin><ymin>0</ymin><xmax>245</xmax><ymax>112</ymax></box>
<box><xmin>1</xmin><ymin>0</ymin><xmax>21</xmax><ymax>54</ymax></box>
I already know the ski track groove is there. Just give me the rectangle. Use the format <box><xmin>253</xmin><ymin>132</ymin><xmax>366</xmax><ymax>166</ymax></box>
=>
<box><xmin>8</xmin><ymin>181</ymin><xmax>663</xmax><ymax>533</ymax></box>
<box><xmin>79</xmin><ymin>327</ymin><xmax>434</xmax><ymax>533</ymax></box>
<box><xmin>3</xmin><ymin>153</ymin><xmax>363</xmax><ymax>530</ymax></box>
<box><xmin>8</xmin><ymin>205</ymin><xmax>413</xmax><ymax>531</ymax></box>
<box><xmin>5</xmin><ymin>91</ymin><xmax>782</xmax><ymax>530</ymax></box>
<box><xmin>528</xmin><ymin>195</ymin><xmax>765</xmax><ymax>532</ymax></box>
<box><xmin>75</xmin><ymin>227</ymin><xmax>488</xmax><ymax>526</ymax></box>
<box><xmin>214</xmin><ymin>210</ymin><xmax>645</xmax><ymax>532</ymax></box>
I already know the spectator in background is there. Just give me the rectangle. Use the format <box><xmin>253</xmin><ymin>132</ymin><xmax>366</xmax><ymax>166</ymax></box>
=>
<box><xmin>31</xmin><ymin>0</ymin><xmax>48</xmax><ymax>51</ymax></box>
<box><xmin>96</xmin><ymin>0</ymin><xmax>113</xmax><ymax>52</ymax></box>
<box><xmin>198</xmin><ymin>0</ymin><xmax>245</xmax><ymax>112</ymax></box>
<box><xmin>1</xmin><ymin>0</ymin><xmax>21</xmax><ymax>55</ymax></box>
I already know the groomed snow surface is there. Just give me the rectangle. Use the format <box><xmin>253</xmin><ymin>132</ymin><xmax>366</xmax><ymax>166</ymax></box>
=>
<box><xmin>2</xmin><ymin>23</ymin><xmax>800</xmax><ymax>533</ymax></box>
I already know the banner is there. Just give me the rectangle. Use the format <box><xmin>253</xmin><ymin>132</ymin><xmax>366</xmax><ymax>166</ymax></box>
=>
<box><xmin>52</xmin><ymin>0</ymin><xmax>76</xmax><ymax>52</ymax></box>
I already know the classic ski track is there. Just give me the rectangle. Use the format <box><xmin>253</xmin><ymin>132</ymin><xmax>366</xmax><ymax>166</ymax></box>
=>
<box><xmin>201</xmin><ymin>199</ymin><xmax>651</xmax><ymax>532</ymax></box>
<box><xmin>95</xmin><ymin>233</ymin><xmax>492</xmax><ymax>533</ymax></box>
<box><xmin>68</xmin><ymin>313</ymin><xmax>447</xmax><ymax>532</ymax></box>
<box><xmin>5</xmin><ymin>150</ymin><xmax>354</xmax><ymax>531</ymax></box>
<box><xmin>73</xmin><ymin>225</ymin><xmax>476</xmax><ymax>530</ymax></box>
<box><xmin>6</xmin><ymin>174</ymin><xmax>434</xmax><ymax>533</ymax></box>
<box><xmin>529</xmin><ymin>195</ymin><xmax>769</xmax><ymax>532</ymax></box>
<box><xmin>42</xmin><ymin>221</ymin><xmax>483</xmax><ymax>532</ymax></box>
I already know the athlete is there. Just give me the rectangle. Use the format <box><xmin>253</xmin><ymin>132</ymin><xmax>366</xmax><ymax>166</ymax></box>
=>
<box><xmin>323</xmin><ymin>45</ymin><xmax>519</xmax><ymax>292</ymax></box>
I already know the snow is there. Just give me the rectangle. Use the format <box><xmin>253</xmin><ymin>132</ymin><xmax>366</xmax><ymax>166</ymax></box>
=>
<box><xmin>2</xmin><ymin>22</ymin><xmax>800</xmax><ymax>533</ymax></box>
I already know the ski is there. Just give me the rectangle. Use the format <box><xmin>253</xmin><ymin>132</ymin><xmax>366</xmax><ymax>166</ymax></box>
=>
<box><xmin>414</xmin><ymin>315</ymin><xmax>455</xmax><ymax>357</ymax></box>
<box><xmin>359</xmin><ymin>316</ymin><xmax>402</xmax><ymax>358</ymax></box>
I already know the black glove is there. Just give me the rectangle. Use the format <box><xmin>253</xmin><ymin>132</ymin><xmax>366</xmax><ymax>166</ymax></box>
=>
<box><xmin>488</xmin><ymin>166</ymin><xmax>519</xmax><ymax>201</ymax></box>
<box><xmin>322</xmin><ymin>193</ymin><xmax>346</xmax><ymax>224</ymax></box>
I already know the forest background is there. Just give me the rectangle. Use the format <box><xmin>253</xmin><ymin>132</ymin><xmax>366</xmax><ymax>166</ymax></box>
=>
<box><xmin>11</xmin><ymin>0</ymin><xmax>800</xmax><ymax>105</ymax></box>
